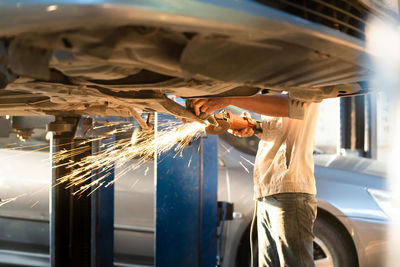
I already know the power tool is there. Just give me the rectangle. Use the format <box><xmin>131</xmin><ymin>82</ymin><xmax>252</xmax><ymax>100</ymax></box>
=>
<box><xmin>204</xmin><ymin>110</ymin><xmax>262</xmax><ymax>135</ymax></box>
<box><xmin>185</xmin><ymin>99</ymin><xmax>262</xmax><ymax>135</ymax></box>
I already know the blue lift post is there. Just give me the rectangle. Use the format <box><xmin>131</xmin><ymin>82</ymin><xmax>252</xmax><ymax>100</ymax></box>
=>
<box><xmin>155</xmin><ymin>114</ymin><xmax>219</xmax><ymax>267</ymax></box>
<box><xmin>90</xmin><ymin>135</ymin><xmax>115</xmax><ymax>267</ymax></box>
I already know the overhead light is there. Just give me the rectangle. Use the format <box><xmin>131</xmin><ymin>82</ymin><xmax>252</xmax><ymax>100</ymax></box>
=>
<box><xmin>46</xmin><ymin>5</ymin><xmax>57</xmax><ymax>12</ymax></box>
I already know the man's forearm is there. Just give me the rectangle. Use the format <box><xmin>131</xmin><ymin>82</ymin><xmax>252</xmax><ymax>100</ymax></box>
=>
<box><xmin>226</xmin><ymin>94</ymin><xmax>289</xmax><ymax>117</ymax></box>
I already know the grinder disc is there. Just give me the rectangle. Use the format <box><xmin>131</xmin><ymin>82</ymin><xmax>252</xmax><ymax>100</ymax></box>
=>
<box><xmin>205</xmin><ymin>119</ymin><xmax>230</xmax><ymax>135</ymax></box>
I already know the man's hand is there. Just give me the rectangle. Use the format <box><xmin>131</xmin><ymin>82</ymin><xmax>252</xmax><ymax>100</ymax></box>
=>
<box><xmin>229</xmin><ymin>127</ymin><xmax>254</xmax><ymax>137</ymax></box>
<box><xmin>191</xmin><ymin>98</ymin><xmax>231</xmax><ymax>116</ymax></box>
<box><xmin>228</xmin><ymin>112</ymin><xmax>255</xmax><ymax>137</ymax></box>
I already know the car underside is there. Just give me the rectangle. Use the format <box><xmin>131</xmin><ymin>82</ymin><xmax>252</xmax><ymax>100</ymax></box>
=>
<box><xmin>0</xmin><ymin>0</ymin><xmax>387</xmax><ymax>121</ymax></box>
<box><xmin>0</xmin><ymin>1</ymin><xmax>395</xmax><ymax>267</ymax></box>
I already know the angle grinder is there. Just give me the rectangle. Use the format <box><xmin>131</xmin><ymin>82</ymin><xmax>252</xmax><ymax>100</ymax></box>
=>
<box><xmin>185</xmin><ymin>99</ymin><xmax>262</xmax><ymax>135</ymax></box>
<box><xmin>205</xmin><ymin>110</ymin><xmax>262</xmax><ymax>135</ymax></box>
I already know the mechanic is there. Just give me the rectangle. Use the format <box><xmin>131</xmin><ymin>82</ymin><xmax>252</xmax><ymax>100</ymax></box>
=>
<box><xmin>192</xmin><ymin>94</ymin><xmax>320</xmax><ymax>267</ymax></box>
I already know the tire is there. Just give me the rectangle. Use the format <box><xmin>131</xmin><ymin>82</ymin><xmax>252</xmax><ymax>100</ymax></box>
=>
<box><xmin>314</xmin><ymin>217</ymin><xmax>358</xmax><ymax>267</ymax></box>
<box><xmin>238</xmin><ymin>216</ymin><xmax>358</xmax><ymax>267</ymax></box>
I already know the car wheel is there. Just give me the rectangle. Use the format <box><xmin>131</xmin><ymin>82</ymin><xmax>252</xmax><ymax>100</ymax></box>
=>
<box><xmin>314</xmin><ymin>217</ymin><xmax>358</xmax><ymax>267</ymax></box>
<box><xmin>239</xmin><ymin>217</ymin><xmax>358</xmax><ymax>267</ymax></box>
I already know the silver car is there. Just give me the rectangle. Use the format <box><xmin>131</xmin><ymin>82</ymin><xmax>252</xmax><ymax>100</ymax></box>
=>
<box><xmin>0</xmin><ymin>123</ymin><xmax>388</xmax><ymax>267</ymax></box>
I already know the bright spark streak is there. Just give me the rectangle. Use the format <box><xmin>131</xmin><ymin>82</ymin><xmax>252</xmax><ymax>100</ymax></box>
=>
<box><xmin>239</xmin><ymin>161</ymin><xmax>250</xmax><ymax>173</ymax></box>
<box><xmin>129</xmin><ymin>179</ymin><xmax>140</xmax><ymax>191</ymax></box>
<box><xmin>240</xmin><ymin>155</ymin><xmax>255</xmax><ymax>166</ymax></box>
<box><xmin>219</xmin><ymin>142</ymin><xmax>232</xmax><ymax>156</ymax></box>
<box><xmin>0</xmin><ymin>193</ymin><xmax>27</xmax><ymax>207</ymax></box>
<box><xmin>187</xmin><ymin>154</ymin><xmax>193</xmax><ymax>168</ymax></box>
<box><xmin>30</xmin><ymin>201</ymin><xmax>40</xmax><ymax>208</ymax></box>
<box><xmin>144</xmin><ymin>167</ymin><xmax>149</xmax><ymax>176</ymax></box>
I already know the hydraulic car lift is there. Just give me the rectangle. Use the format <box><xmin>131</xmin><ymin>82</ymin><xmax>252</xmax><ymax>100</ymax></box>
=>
<box><xmin>47</xmin><ymin>114</ymin><xmax>220</xmax><ymax>267</ymax></box>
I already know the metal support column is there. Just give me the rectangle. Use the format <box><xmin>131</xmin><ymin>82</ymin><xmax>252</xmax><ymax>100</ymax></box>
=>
<box><xmin>365</xmin><ymin>94</ymin><xmax>378</xmax><ymax>159</ymax></box>
<box><xmin>354</xmin><ymin>95</ymin><xmax>366</xmax><ymax>154</ymax></box>
<box><xmin>49</xmin><ymin>116</ymin><xmax>114</xmax><ymax>267</ymax></box>
<box><xmin>340</xmin><ymin>97</ymin><xmax>352</xmax><ymax>150</ymax></box>
<box><xmin>155</xmin><ymin>115</ymin><xmax>218</xmax><ymax>267</ymax></box>
<box><xmin>340</xmin><ymin>94</ymin><xmax>376</xmax><ymax>158</ymax></box>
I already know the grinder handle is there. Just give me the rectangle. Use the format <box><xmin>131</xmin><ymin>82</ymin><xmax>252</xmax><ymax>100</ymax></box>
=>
<box><xmin>227</xmin><ymin>112</ymin><xmax>263</xmax><ymax>135</ymax></box>
<box><xmin>228</xmin><ymin>115</ymin><xmax>254</xmax><ymax>130</ymax></box>
<box><xmin>252</xmin><ymin>121</ymin><xmax>263</xmax><ymax>135</ymax></box>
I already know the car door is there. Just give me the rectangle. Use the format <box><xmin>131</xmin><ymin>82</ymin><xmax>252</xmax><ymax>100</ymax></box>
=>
<box><xmin>0</xmin><ymin>131</ymin><xmax>50</xmax><ymax>266</ymax></box>
<box><xmin>114</xmin><ymin>158</ymin><xmax>155</xmax><ymax>266</ymax></box>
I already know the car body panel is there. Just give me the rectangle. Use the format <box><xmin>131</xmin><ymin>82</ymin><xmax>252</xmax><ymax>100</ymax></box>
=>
<box><xmin>114</xmin><ymin>160</ymin><xmax>155</xmax><ymax>263</ymax></box>
<box><xmin>316</xmin><ymin>199</ymin><xmax>387</xmax><ymax>267</ymax></box>
<box><xmin>346</xmin><ymin>217</ymin><xmax>387</xmax><ymax>267</ymax></box>
<box><xmin>0</xmin><ymin>248</ymin><xmax>49</xmax><ymax>267</ymax></box>
<box><xmin>315</xmin><ymin>167</ymin><xmax>387</xmax><ymax>220</ymax></box>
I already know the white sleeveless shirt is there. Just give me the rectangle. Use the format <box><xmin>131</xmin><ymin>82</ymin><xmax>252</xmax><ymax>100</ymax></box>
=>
<box><xmin>253</xmin><ymin>102</ymin><xmax>320</xmax><ymax>199</ymax></box>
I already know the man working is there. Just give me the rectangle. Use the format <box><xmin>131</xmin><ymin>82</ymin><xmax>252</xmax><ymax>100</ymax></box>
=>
<box><xmin>192</xmin><ymin>94</ymin><xmax>320</xmax><ymax>267</ymax></box>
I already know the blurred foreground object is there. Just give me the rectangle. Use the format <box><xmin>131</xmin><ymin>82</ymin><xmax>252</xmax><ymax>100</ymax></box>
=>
<box><xmin>366</xmin><ymin>14</ymin><xmax>400</xmax><ymax>267</ymax></box>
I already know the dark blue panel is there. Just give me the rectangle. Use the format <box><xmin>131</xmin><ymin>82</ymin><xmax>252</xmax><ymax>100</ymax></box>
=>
<box><xmin>200</xmin><ymin>135</ymin><xmax>218</xmax><ymax>267</ymax></box>
<box><xmin>91</xmin><ymin>136</ymin><xmax>115</xmax><ymax>267</ymax></box>
<box><xmin>156</xmin><ymin>139</ymin><xmax>201</xmax><ymax>266</ymax></box>
<box><xmin>155</xmin><ymin>116</ymin><xmax>218</xmax><ymax>267</ymax></box>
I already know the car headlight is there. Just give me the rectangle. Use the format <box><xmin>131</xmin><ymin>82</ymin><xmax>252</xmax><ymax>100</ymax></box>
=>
<box><xmin>368</xmin><ymin>188</ymin><xmax>392</xmax><ymax>219</ymax></box>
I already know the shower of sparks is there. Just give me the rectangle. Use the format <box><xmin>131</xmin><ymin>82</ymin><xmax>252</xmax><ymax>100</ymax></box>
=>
<box><xmin>53</xmin><ymin>120</ymin><xmax>206</xmax><ymax>196</ymax></box>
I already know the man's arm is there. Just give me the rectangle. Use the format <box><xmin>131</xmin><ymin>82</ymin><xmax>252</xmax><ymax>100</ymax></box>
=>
<box><xmin>191</xmin><ymin>94</ymin><xmax>289</xmax><ymax>117</ymax></box>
